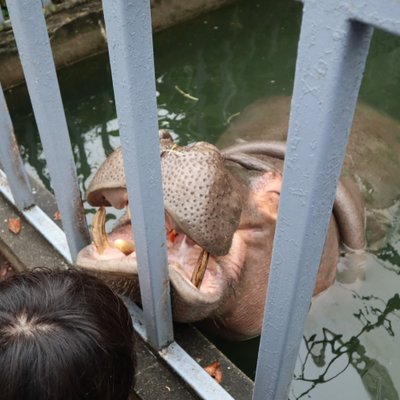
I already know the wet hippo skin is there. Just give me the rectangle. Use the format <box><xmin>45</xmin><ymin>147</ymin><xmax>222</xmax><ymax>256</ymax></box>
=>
<box><xmin>76</xmin><ymin>128</ymin><xmax>365</xmax><ymax>341</ymax></box>
<box><xmin>218</xmin><ymin>96</ymin><xmax>400</xmax><ymax>210</ymax></box>
<box><xmin>218</xmin><ymin>95</ymin><xmax>400</xmax><ymax>248</ymax></box>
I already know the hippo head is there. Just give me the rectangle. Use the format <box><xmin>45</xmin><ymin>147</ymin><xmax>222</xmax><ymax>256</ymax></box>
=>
<box><xmin>76</xmin><ymin>132</ymin><xmax>364</xmax><ymax>340</ymax></box>
<box><xmin>78</xmin><ymin>133</ymin><xmax>251</xmax><ymax>325</ymax></box>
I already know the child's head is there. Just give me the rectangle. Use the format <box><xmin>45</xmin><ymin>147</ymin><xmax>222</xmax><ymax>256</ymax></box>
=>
<box><xmin>0</xmin><ymin>269</ymin><xmax>135</xmax><ymax>400</ymax></box>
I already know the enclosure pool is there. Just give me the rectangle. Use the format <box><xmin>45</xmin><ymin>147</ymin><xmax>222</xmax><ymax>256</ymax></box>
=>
<box><xmin>5</xmin><ymin>0</ymin><xmax>400</xmax><ymax>398</ymax></box>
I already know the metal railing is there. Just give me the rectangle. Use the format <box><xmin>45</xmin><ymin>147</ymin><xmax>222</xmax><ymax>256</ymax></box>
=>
<box><xmin>0</xmin><ymin>0</ymin><xmax>233</xmax><ymax>399</ymax></box>
<box><xmin>254</xmin><ymin>1</ymin><xmax>400</xmax><ymax>398</ymax></box>
<box><xmin>0</xmin><ymin>0</ymin><xmax>399</xmax><ymax>399</ymax></box>
<box><xmin>1</xmin><ymin>1</ymin><xmax>54</xmax><ymax>26</ymax></box>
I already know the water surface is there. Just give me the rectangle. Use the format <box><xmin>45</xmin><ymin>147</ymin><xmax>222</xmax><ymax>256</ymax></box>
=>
<box><xmin>5</xmin><ymin>0</ymin><xmax>400</xmax><ymax>398</ymax></box>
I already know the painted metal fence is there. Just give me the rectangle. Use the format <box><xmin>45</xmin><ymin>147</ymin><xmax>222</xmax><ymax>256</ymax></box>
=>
<box><xmin>0</xmin><ymin>1</ymin><xmax>53</xmax><ymax>26</ymax></box>
<box><xmin>0</xmin><ymin>0</ymin><xmax>399</xmax><ymax>399</ymax></box>
<box><xmin>253</xmin><ymin>1</ymin><xmax>400</xmax><ymax>399</ymax></box>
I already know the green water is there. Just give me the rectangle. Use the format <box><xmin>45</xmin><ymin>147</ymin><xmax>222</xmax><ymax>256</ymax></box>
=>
<box><xmin>5</xmin><ymin>0</ymin><xmax>400</xmax><ymax>398</ymax></box>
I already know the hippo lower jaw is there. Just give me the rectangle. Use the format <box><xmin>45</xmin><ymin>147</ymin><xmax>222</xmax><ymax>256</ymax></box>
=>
<box><xmin>76</xmin><ymin>207</ymin><xmax>232</xmax><ymax>323</ymax></box>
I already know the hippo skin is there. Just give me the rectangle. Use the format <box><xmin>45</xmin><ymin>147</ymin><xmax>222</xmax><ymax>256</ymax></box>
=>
<box><xmin>218</xmin><ymin>96</ymin><xmax>400</xmax><ymax>248</ymax></box>
<box><xmin>76</xmin><ymin>115</ymin><xmax>368</xmax><ymax>340</ymax></box>
<box><xmin>218</xmin><ymin>96</ymin><xmax>400</xmax><ymax>210</ymax></box>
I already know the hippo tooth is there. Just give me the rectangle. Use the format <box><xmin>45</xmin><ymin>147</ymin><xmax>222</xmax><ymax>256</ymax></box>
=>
<box><xmin>92</xmin><ymin>206</ymin><xmax>112</xmax><ymax>254</ymax></box>
<box><xmin>113</xmin><ymin>239</ymin><xmax>135</xmax><ymax>256</ymax></box>
<box><xmin>190</xmin><ymin>248</ymin><xmax>210</xmax><ymax>289</ymax></box>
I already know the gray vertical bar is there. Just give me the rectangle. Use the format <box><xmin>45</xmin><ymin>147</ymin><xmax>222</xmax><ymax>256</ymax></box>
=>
<box><xmin>0</xmin><ymin>83</ymin><xmax>34</xmax><ymax>210</ymax></box>
<box><xmin>253</xmin><ymin>1</ymin><xmax>373</xmax><ymax>399</ymax></box>
<box><xmin>0</xmin><ymin>7</ymin><xmax>4</xmax><ymax>24</ymax></box>
<box><xmin>7</xmin><ymin>0</ymin><xmax>90</xmax><ymax>261</ymax></box>
<box><xmin>102</xmin><ymin>0</ymin><xmax>174</xmax><ymax>348</ymax></box>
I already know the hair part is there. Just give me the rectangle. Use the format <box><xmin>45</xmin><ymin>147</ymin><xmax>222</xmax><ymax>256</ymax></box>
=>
<box><xmin>0</xmin><ymin>269</ymin><xmax>135</xmax><ymax>400</ymax></box>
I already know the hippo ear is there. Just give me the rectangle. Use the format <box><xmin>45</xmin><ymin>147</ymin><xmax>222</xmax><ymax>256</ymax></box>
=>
<box><xmin>333</xmin><ymin>178</ymin><xmax>366</xmax><ymax>250</ymax></box>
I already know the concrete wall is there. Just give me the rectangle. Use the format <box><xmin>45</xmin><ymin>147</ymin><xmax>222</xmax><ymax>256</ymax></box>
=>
<box><xmin>0</xmin><ymin>0</ymin><xmax>237</xmax><ymax>89</ymax></box>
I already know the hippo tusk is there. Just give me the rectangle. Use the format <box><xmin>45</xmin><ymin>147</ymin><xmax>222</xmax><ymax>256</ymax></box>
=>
<box><xmin>92</xmin><ymin>206</ymin><xmax>111</xmax><ymax>254</ymax></box>
<box><xmin>191</xmin><ymin>248</ymin><xmax>210</xmax><ymax>289</ymax></box>
<box><xmin>92</xmin><ymin>206</ymin><xmax>135</xmax><ymax>255</ymax></box>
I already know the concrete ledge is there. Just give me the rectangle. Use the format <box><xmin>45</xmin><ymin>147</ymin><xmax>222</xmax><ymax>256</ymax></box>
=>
<box><xmin>175</xmin><ymin>323</ymin><xmax>254</xmax><ymax>399</ymax></box>
<box><xmin>134</xmin><ymin>323</ymin><xmax>254</xmax><ymax>399</ymax></box>
<box><xmin>0</xmin><ymin>176</ymin><xmax>68</xmax><ymax>272</ymax></box>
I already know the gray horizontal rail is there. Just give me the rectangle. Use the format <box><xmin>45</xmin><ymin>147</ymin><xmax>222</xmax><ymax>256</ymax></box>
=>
<box><xmin>348</xmin><ymin>0</ymin><xmax>400</xmax><ymax>36</ymax></box>
<box><xmin>102</xmin><ymin>0</ymin><xmax>174</xmax><ymax>349</ymax></box>
<box><xmin>6</xmin><ymin>0</ymin><xmax>90</xmax><ymax>261</ymax></box>
<box><xmin>125</xmin><ymin>300</ymin><xmax>235</xmax><ymax>400</ymax></box>
<box><xmin>0</xmin><ymin>169</ymin><xmax>72</xmax><ymax>264</ymax></box>
<box><xmin>0</xmin><ymin>83</ymin><xmax>34</xmax><ymax>210</ymax></box>
<box><xmin>253</xmin><ymin>1</ymin><xmax>381</xmax><ymax>399</ymax></box>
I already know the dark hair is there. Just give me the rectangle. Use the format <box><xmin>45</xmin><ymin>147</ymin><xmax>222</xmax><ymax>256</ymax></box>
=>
<box><xmin>0</xmin><ymin>269</ymin><xmax>135</xmax><ymax>400</ymax></box>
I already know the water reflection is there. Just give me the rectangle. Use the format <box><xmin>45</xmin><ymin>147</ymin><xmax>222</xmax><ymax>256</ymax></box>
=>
<box><xmin>294</xmin><ymin>287</ymin><xmax>400</xmax><ymax>399</ymax></box>
<box><xmin>289</xmin><ymin>230</ymin><xmax>400</xmax><ymax>399</ymax></box>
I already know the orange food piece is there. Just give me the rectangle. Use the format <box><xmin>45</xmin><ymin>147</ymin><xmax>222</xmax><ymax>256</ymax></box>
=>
<box><xmin>204</xmin><ymin>361</ymin><xmax>222</xmax><ymax>383</ymax></box>
<box><xmin>167</xmin><ymin>229</ymin><xmax>178</xmax><ymax>243</ymax></box>
<box><xmin>8</xmin><ymin>217</ymin><xmax>21</xmax><ymax>235</ymax></box>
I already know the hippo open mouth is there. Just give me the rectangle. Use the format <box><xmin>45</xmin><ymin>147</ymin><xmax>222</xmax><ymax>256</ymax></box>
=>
<box><xmin>80</xmin><ymin>204</ymin><xmax>228</xmax><ymax>294</ymax></box>
<box><xmin>76</xmin><ymin>136</ymin><xmax>252</xmax><ymax>324</ymax></box>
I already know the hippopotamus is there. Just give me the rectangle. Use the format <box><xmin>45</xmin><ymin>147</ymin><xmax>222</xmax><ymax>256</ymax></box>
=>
<box><xmin>218</xmin><ymin>96</ymin><xmax>400</xmax><ymax>248</ymax></box>
<box><xmin>76</xmin><ymin>129</ymin><xmax>365</xmax><ymax>341</ymax></box>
